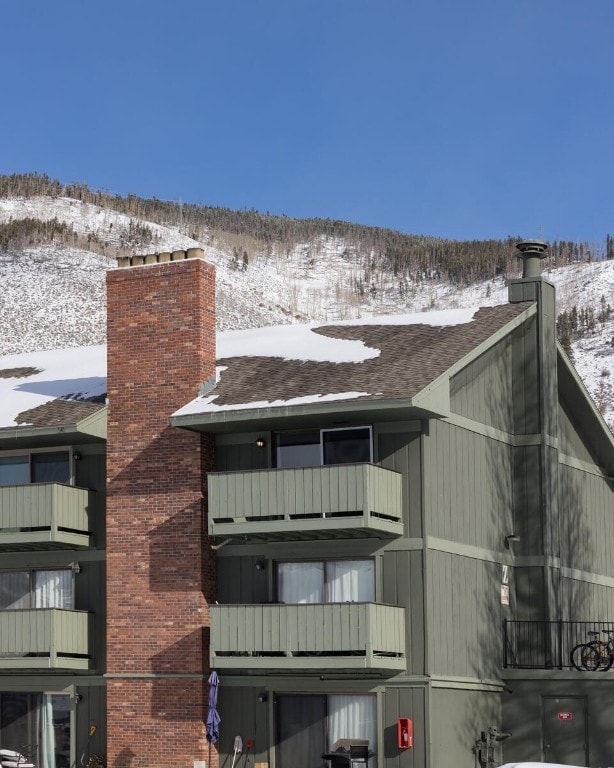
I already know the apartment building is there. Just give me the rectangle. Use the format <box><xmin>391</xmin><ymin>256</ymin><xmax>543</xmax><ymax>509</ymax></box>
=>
<box><xmin>0</xmin><ymin>242</ymin><xmax>612</xmax><ymax>768</ymax></box>
<box><xmin>0</xmin><ymin>349</ymin><xmax>107</xmax><ymax>768</ymax></box>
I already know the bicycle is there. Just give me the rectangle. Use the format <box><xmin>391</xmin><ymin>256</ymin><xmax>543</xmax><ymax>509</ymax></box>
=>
<box><xmin>570</xmin><ymin>629</ymin><xmax>614</xmax><ymax>671</ymax></box>
<box><xmin>586</xmin><ymin>628</ymin><xmax>614</xmax><ymax>671</ymax></box>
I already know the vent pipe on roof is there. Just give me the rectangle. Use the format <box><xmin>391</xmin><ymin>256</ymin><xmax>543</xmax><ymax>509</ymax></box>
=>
<box><xmin>516</xmin><ymin>239</ymin><xmax>548</xmax><ymax>279</ymax></box>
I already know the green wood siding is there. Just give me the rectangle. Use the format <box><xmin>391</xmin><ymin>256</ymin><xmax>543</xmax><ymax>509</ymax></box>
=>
<box><xmin>215</xmin><ymin>440</ymin><xmax>270</xmax><ymax>472</ymax></box>
<box><xmin>383</xmin><ymin>550</ymin><xmax>425</xmax><ymax>676</ymax></box>
<box><xmin>0</xmin><ymin>483</ymin><xmax>91</xmax><ymax>548</ymax></box>
<box><xmin>559</xmin><ymin>463</ymin><xmax>614</xmax><ymax>578</ymax></box>
<box><xmin>513</xmin><ymin>566</ymin><xmax>545</xmax><ymax>621</ymax></box>
<box><xmin>217</xmin><ymin>555</ymin><xmax>268</xmax><ymax>604</ymax></box>
<box><xmin>558</xmin><ymin>403</ymin><xmax>595</xmax><ymax>463</ymax></box>
<box><xmin>423</xmin><ymin>421</ymin><xmax>513</xmax><ymax>551</ymax></box>
<box><xmin>511</xmin><ymin>316</ymin><xmax>540</xmax><ymax>435</ymax></box>
<box><xmin>216</xmin><ymin>688</ymin><xmax>263</xmax><ymax>767</ymax></box>
<box><xmin>426</xmin><ymin>552</ymin><xmax>500</xmax><ymax>680</ymax></box>
<box><xmin>208</xmin><ymin>463</ymin><xmax>403</xmax><ymax>539</ymax></box>
<box><xmin>75</xmin><ymin>559</ymin><xmax>106</xmax><ymax>674</ymax></box>
<box><xmin>383</xmin><ymin>686</ymin><xmax>427</xmax><ymax>768</ymax></box>
<box><xmin>74</xmin><ymin>448</ymin><xmax>106</xmax><ymax>548</ymax></box>
<box><xmin>513</xmin><ymin>445</ymin><xmax>544</xmax><ymax>556</ymax></box>
<box><xmin>429</xmin><ymin>687</ymin><xmax>501</xmax><ymax>768</ymax></box>
<box><xmin>450</xmin><ymin>335</ymin><xmax>514</xmax><ymax>432</ymax></box>
<box><xmin>560</xmin><ymin>576</ymin><xmax>614</xmax><ymax>622</ymax></box>
<box><xmin>210</xmin><ymin>602</ymin><xmax>406</xmax><ymax>671</ymax></box>
<box><xmin>0</xmin><ymin>609</ymin><xmax>90</xmax><ymax>669</ymax></box>
<box><xmin>378</xmin><ymin>431</ymin><xmax>422</xmax><ymax>538</ymax></box>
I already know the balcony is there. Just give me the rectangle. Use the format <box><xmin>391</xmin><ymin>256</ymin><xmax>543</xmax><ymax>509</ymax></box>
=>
<box><xmin>0</xmin><ymin>609</ymin><xmax>91</xmax><ymax>670</ymax></box>
<box><xmin>208</xmin><ymin>464</ymin><xmax>403</xmax><ymax>541</ymax></box>
<box><xmin>210</xmin><ymin>602</ymin><xmax>406</xmax><ymax>672</ymax></box>
<box><xmin>0</xmin><ymin>484</ymin><xmax>92</xmax><ymax>549</ymax></box>
<box><xmin>503</xmin><ymin>620</ymin><xmax>614</xmax><ymax>670</ymax></box>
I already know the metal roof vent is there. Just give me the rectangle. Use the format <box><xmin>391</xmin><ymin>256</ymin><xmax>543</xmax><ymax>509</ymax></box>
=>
<box><xmin>516</xmin><ymin>239</ymin><xmax>548</xmax><ymax>279</ymax></box>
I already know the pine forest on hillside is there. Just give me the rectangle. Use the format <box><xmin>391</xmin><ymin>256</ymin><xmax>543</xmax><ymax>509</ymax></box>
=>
<box><xmin>1</xmin><ymin>172</ymin><xmax>612</xmax><ymax>289</ymax></box>
<box><xmin>0</xmin><ymin>173</ymin><xmax>612</xmax><ymax>431</ymax></box>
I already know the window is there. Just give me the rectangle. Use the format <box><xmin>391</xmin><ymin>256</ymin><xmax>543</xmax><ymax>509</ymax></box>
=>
<box><xmin>0</xmin><ymin>452</ymin><xmax>70</xmax><ymax>487</ymax></box>
<box><xmin>0</xmin><ymin>692</ymin><xmax>70</xmax><ymax>768</ymax></box>
<box><xmin>322</xmin><ymin>428</ymin><xmax>371</xmax><ymax>465</ymax></box>
<box><xmin>276</xmin><ymin>427</ymin><xmax>372</xmax><ymax>469</ymax></box>
<box><xmin>276</xmin><ymin>431</ymin><xmax>320</xmax><ymax>468</ymax></box>
<box><xmin>277</xmin><ymin>694</ymin><xmax>376</xmax><ymax>768</ymax></box>
<box><xmin>0</xmin><ymin>570</ymin><xmax>72</xmax><ymax>610</ymax></box>
<box><xmin>277</xmin><ymin>560</ymin><xmax>375</xmax><ymax>604</ymax></box>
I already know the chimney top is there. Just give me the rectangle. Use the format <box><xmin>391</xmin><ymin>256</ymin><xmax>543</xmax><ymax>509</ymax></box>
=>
<box><xmin>516</xmin><ymin>239</ymin><xmax>548</xmax><ymax>279</ymax></box>
<box><xmin>116</xmin><ymin>247</ymin><xmax>205</xmax><ymax>269</ymax></box>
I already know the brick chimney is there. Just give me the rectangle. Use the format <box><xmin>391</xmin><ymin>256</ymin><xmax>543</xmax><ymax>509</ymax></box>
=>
<box><xmin>106</xmin><ymin>249</ymin><xmax>216</xmax><ymax>768</ymax></box>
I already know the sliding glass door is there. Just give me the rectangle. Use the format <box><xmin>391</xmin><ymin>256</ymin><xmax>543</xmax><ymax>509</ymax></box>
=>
<box><xmin>276</xmin><ymin>694</ymin><xmax>376</xmax><ymax>768</ymax></box>
<box><xmin>0</xmin><ymin>693</ymin><xmax>71</xmax><ymax>768</ymax></box>
<box><xmin>0</xmin><ymin>570</ymin><xmax>72</xmax><ymax>610</ymax></box>
<box><xmin>277</xmin><ymin>560</ymin><xmax>375</xmax><ymax>604</ymax></box>
<box><xmin>277</xmin><ymin>695</ymin><xmax>326</xmax><ymax>768</ymax></box>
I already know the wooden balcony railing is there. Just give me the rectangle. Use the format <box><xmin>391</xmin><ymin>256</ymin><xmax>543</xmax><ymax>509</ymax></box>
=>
<box><xmin>211</xmin><ymin>602</ymin><xmax>406</xmax><ymax>672</ymax></box>
<box><xmin>0</xmin><ymin>609</ymin><xmax>91</xmax><ymax>670</ymax></box>
<box><xmin>208</xmin><ymin>463</ymin><xmax>403</xmax><ymax>540</ymax></box>
<box><xmin>0</xmin><ymin>483</ymin><xmax>91</xmax><ymax>549</ymax></box>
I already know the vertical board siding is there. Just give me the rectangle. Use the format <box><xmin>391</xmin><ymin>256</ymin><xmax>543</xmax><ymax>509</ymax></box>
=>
<box><xmin>211</xmin><ymin>603</ymin><xmax>405</xmax><ymax>662</ymax></box>
<box><xmin>561</xmin><ymin>577</ymin><xmax>614</xmax><ymax>622</ymax></box>
<box><xmin>382</xmin><ymin>549</ymin><xmax>425</xmax><ymax>675</ymax></box>
<box><xmin>426</xmin><ymin>551</ymin><xmax>500</xmax><ymax>679</ymax></box>
<box><xmin>378</xmin><ymin>431</ymin><xmax>422</xmax><ymax>538</ymax></box>
<box><xmin>449</xmin><ymin>336</ymin><xmax>514</xmax><ymax>432</ymax></box>
<box><xmin>558</xmin><ymin>404</ymin><xmax>594</xmax><ymax>464</ymax></box>
<box><xmin>423</xmin><ymin>421</ymin><xmax>513</xmax><ymax>550</ymax></box>
<box><xmin>0</xmin><ymin>609</ymin><xmax>90</xmax><ymax>663</ymax></box>
<box><xmin>0</xmin><ymin>483</ymin><xmax>91</xmax><ymax>533</ymax></box>
<box><xmin>209</xmin><ymin>464</ymin><xmax>402</xmax><ymax>526</ymax></box>
<box><xmin>559</xmin><ymin>464</ymin><xmax>614</xmax><ymax>578</ymax></box>
<box><xmin>383</xmin><ymin>686</ymin><xmax>427</xmax><ymax>768</ymax></box>
<box><xmin>74</xmin><ymin>449</ymin><xmax>106</xmax><ymax>547</ymax></box>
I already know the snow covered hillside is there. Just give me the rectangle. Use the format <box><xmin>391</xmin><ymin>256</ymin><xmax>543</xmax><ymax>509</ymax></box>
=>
<box><xmin>0</xmin><ymin>196</ymin><xmax>612</xmax><ymax>430</ymax></box>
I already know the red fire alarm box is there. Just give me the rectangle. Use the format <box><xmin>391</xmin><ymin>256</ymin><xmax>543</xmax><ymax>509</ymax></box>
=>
<box><xmin>397</xmin><ymin>718</ymin><xmax>413</xmax><ymax>749</ymax></box>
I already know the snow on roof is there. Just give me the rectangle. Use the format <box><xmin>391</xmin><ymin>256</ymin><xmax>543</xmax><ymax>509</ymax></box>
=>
<box><xmin>0</xmin><ymin>306</ymin><xmax>485</xmax><ymax>428</ymax></box>
<box><xmin>174</xmin><ymin>390</ymin><xmax>373</xmax><ymax>417</ymax></box>
<box><xmin>0</xmin><ymin>345</ymin><xmax>107</xmax><ymax>429</ymax></box>
<box><xmin>175</xmin><ymin>306</ymin><xmax>499</xmax><ymax>419</ymax></box>
<box><xmin>217</xmin><ymin>307</ymin><xmax>480</xmax><ymax>363</ymax></box>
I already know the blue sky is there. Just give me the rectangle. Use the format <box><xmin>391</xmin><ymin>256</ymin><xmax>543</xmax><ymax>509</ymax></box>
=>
<box><xmin>2</xmin><ymin>1</ymin><xmax>614</xmax><ymax>244</ymax></box>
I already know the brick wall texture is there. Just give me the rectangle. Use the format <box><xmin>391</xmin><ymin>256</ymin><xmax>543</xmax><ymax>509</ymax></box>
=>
<box><xmin>106</xmin><ymin>258</ymin><xmax>217</xmax><ymax>768</ymax></box>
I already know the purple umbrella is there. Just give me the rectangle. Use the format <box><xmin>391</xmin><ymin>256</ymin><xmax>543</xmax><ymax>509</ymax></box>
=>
<box><xmin>206</xmin><ymin>671</ymin><xmax>221</xmax><ymax>745</ymax></box>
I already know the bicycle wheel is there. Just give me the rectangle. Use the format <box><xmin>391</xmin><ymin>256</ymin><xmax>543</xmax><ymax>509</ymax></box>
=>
<box><xmin>599</xmin><ymin>646</ymin><xmax>614</xmax><ymax>672</ymax></box>
<box><xmin>582</xmin><ymin>642</ymin><xmax>602</xmax><ymax>670</ymax></box>
<box><xmin>570</xmin><ymin>643</ymin><xmax>591</xmax><ymax>670</ymax></box>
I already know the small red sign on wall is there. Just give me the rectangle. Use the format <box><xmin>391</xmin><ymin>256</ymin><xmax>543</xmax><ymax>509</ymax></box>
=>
<box><xmin>557</xmin><ymin>711</ymin><xmax>573</xmax><ymax>721</ymax></box>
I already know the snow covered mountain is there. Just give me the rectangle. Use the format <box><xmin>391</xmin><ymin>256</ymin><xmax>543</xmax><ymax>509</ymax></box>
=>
<box><xmin>0</xmin><ymin>195</ymin><xmax>612</xmax><ymax>431</ymax></box>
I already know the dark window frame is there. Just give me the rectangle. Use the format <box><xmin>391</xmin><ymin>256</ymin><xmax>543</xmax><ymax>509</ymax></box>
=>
<box><xmin>275</xmin><ymin>426</ymin><xmax>373</xmax><ymax>469</ymax></box>
<box><xmin>0</xmin><ymin>449</ymin><xmax>72</xmax><ymax>487</ymax></box>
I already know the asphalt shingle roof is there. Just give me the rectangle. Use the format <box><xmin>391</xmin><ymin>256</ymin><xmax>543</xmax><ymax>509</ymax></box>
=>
<box><xmin>207</xmin><ymin>303</ymin><xmax>531</xmax><ymax>409</ymax></box>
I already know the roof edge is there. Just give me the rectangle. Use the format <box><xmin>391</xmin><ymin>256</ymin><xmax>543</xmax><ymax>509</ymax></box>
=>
<box><xmin>557</xmin><ymin>344</ymin><xmax>614</xmax><ymax>474</ymax></box>
<box><xmin>0</xmin><ymin>405</ymin><xmax>107</xmax><ymax>446</ymax></box>
<box><xmin>411</xmin><ymin>302</ymin><xmax>538</xmax><ymax>410</ymax></box>
<box><xmin>170</xmin><ymin>397</ymin><xmax>446</xmax><ymax>433</ymax></box>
